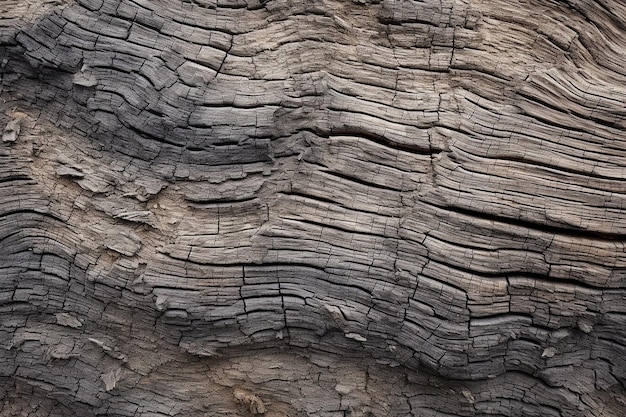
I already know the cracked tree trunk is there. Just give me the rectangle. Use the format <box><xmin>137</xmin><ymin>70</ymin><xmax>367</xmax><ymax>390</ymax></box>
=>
<box><xmin>1</xmin><ymin>0</ymin><xmax>626</xmax><ymax>415</ymax></box>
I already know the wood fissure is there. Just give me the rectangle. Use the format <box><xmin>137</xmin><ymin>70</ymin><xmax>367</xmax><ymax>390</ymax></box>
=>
<box><xmin>1</xmin><ymin>0</ymin><xmax>626</xmax><ymax>416</ymax></box>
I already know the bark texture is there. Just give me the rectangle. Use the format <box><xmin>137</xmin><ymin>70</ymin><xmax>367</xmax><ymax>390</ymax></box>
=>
<box><xmin>1</xmin><ymin>0</ymin><xmax>626</xmax><ymax>415</ymax></box>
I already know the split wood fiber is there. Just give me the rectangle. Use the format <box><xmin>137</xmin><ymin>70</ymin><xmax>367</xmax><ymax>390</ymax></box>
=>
<box><xmin>1</xmin><ymin>0</ymin><xmax>625</xmax><ymax>415</ymax></box>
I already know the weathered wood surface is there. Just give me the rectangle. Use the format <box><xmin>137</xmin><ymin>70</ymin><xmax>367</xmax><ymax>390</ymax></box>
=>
<box><xmin>1</xmin><ymin>0</ymin><xmax>626</xmax><ymax>415</ymax></box>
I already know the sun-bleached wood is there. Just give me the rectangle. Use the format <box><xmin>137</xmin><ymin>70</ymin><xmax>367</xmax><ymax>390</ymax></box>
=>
<box><xmin>1</xmin><ymin>0</ymin><xmax>625</xmax><ymax>415</ymax></box>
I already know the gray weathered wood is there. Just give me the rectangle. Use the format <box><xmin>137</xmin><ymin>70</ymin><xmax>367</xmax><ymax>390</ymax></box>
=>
<box><xmin>1</xmin><ymin>0</ymin><xmax>626</xmax><ymax>416</ymax></box>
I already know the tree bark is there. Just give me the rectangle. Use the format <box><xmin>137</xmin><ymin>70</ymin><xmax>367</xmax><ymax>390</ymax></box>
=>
<box><xmin>1</xmin><ymin>0</ymin><xmax>625</xmax><ymax>415</ymax></box>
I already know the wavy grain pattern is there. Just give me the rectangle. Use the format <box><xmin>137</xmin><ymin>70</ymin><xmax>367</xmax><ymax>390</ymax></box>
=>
<box><xmin>1</xmin><ymin>0</ymin><xmax>625</xmax><ymax>415</ymax></box>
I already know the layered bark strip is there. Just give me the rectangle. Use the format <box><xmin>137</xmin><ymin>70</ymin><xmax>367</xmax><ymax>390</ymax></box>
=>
<box><xmin>1</xmin><ymin>0</ymin><xmax>626</xmax><ymax>415</ymax></box>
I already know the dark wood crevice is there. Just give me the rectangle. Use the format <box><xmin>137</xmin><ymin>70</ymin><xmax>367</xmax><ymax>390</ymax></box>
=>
<box><xmin>1</xmin><ymin>0</ymin><xmax>626</xmax><ymax>416</ymax></box>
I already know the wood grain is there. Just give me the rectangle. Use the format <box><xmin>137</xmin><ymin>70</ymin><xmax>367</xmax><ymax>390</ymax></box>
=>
<box><xmin>1</xmin><ymin>0</ymin><xmax>625</xmax><ymax>415</ymax></box>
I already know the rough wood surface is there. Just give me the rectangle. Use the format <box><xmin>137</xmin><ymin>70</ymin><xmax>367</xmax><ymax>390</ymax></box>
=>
<box><xmin>1</xmin><ymin>0</ymin><xmax>625</xmax><ymax>415</ymax></box>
